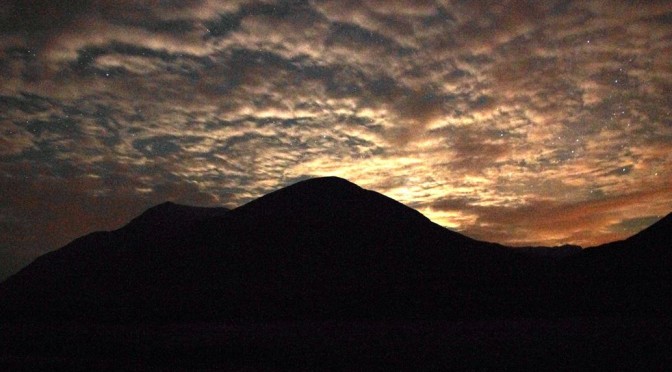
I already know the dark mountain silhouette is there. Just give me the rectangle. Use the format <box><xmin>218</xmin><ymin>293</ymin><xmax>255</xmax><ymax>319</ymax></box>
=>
<box><xmin>0</xmin><ymin>201</ymin><xmax>229</xmax><ymax>322</ymax></box>
<box><xmin>581</xmin><ymin>213</ymin><xmax>672</xmax><ymax>261</ymax></box>
<box><xmin>0</xmin><ymin>177</ymin><xmax>670</xmax><ymax>322</ymax></box>
<box><xmin>513</xmin><ymin>244</ymin><xmax>582</xmax><ymax>258</ymax></box>
<box><xmin>555</xmin><ymin>213</ymin><xmax>672</xmax><ymax>315</ymax></box>
<box><xmin>127</xmin><ymin>201</ymin><xmax>230</xmax><ymax>230</ymax></box>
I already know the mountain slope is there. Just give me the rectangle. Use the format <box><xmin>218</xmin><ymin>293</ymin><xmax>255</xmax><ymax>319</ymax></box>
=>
<box><xmin>0</xmin><ymin>203</ymin><xmax>229</xmax><ymax>321</ymax></box>
<box><xmin>571</xmin><ymin>212</ymin><xmax>672</xmax><ymax>272</ymax></box>
<box><xmin>554</xmin><ymin>212</ymin><xmax>672</xmax><ymax>315</ymax></box>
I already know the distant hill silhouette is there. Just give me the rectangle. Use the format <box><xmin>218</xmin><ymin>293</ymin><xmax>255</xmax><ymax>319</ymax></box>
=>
<box><xmin>0</xmin><ymin>177</ymin><xmax>670</xmax><ymax>322</ymax></box>
<box><xmin>513</xmin><ymin>244</ymin><xmax>582</xmax><ymax>258</ymax></box>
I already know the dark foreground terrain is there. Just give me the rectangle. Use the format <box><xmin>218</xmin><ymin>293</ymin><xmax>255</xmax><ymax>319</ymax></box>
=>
<box><xmin>2</xmin><ymin>318</ymin><xmax>671</xmax><ymax>370</ymax></box>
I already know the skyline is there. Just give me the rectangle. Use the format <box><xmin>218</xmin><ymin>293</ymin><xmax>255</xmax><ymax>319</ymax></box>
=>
<box><xmin>1</xmin><ymin>0</ymin><xmax>671</xmax><ymax>280</ymax></box>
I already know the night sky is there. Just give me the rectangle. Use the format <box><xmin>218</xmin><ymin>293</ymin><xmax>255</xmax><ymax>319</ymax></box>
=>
<box><xmin>1</xmin><ymin>0</ymin><xmax>671</xmax><ymax>280</ymax></box>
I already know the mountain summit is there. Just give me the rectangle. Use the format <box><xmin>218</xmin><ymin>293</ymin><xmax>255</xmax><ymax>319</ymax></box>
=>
<box><xmin>218</xmin><ymin>176</ymin><xmax>479</xmax><ymax>256</ymax></box>
<box><xmin>229</xmin><ymin>176</ymin><xmax>437</xmax><ymax>231</ymax></box>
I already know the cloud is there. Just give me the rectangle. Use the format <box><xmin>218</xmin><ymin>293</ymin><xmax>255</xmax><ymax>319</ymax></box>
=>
<box><xmin>1</xmin><ymin>0</ymin><xmax>672</xmax><ymax>279</ymax></box>
<box><xmin>0</xmin><ymin>122</ymin><xmax>35</xmax><ymax>156</ymax></box>
<box><xmin>430</xmin><ymin>185</ymin><xmax>672</xmax><ymax>247</ymax></box>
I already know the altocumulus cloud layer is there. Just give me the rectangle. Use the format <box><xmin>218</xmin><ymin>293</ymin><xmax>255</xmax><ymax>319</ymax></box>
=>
<box><xmin>1</xmin><ymin>0</ymin><xmax>671</xmax><ymax>278</ymax></box>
